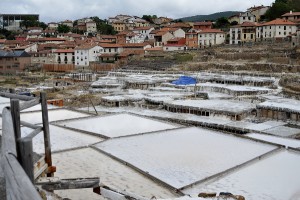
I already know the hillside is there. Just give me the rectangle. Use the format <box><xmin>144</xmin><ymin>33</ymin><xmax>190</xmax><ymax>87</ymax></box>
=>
<box><xmin>179</xmin><ymin>11</ymin><xmax>241</xmax><ymax>22</ymax></box>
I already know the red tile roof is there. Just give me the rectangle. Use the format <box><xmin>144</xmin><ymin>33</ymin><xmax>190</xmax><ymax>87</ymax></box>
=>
<box><xmin>74</xmin><ymin>44</ymin><xmax>97</xmax><ymax>50</ymax></box>
<box><xmin>100</xmin><ymin>35</ymin><xmax>117</xmax><ymax>39</ymax></box>
<box><xmin>54</xmin><ymin>49</ymin><xmax>74</xmax><ymax>53</ymax></box>
<box><xmin>194</xmin><ymin>22</ymin><xmax>213</xmax><ymax>26</ymax></box>
<box><xmin>282</xmin><ymin>12</ymin><xmax>300</xmax><ymax>17</ymax></box>
<box><xmin>240</xmin><ymin>22</ymin><xmax>257</xmax><ymax>27</ymax></box>
<box><xmin>99</xmin><ymin>43</ymin><xmax>123</xmax><ymax>48</ymax></box>
<box><xmin>0</xmin><ymin>39</ymin><xmax>7</xmax><ymax>44</ymax></box>
<box><xmin>145</xmin><ymin>47</ymin><xmax>163</xmax><ymax>51</ymax></box>
<box><xmin>262</xmin><ymin>19</ymin><xmax>296</xmax><ymax>26</ymax></box>
<box><xmin>199</xmin><ymin>29</ymin><xmax>224</xmax><ymax>33</ymax></box>
<box><xmin>122</xmin><ymin>43</ymin><xmax>151</xmax><ymax>48</ymax></box>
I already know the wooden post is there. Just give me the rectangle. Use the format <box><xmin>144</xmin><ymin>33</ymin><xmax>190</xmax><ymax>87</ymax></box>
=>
<box><xmin>10</xmin><ymin>99</ymin><xmax>21</xmax><ymax>162</ymax></box>
<box><xmin>40</xmin><ymin>92</ymin><xmax>53</xmax><ymax>177</ymax></box>
<box><xmin>19</xmin><ymin>137</ymin><xmax>34</xmax><ymax>183</ymax></box>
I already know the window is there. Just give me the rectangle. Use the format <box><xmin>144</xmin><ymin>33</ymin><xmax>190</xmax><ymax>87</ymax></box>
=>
<box><xmin>244</xmin><ymin>34</ymin><xmax>246</xmax><ymax>39</ymax></box>
<box><xmin>284</xmin><ymin>26</ymin><xmax>286</xmax><ymax>30</ymax></box>
<box><xmin>279</xmin><ymin>32</ymin><xmax>281</xmax><ymax>35</ymax></box>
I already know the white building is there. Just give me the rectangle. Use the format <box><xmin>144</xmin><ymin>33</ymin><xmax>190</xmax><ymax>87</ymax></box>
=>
<box><xmin>230</xmin><ymin>25</ymin><xmax>242</xmax><ymax>45</ymax></box>
<box><xmin>99</xmin><ymin>44</ymin><xmax>123</xmax><ymax>54</ymax></box>
<box><xmin>168</xmin><ymin>28</ymin><xmax>186</xmax><ymax>38</ymax></box>
<box><xmin>133</xmin><ymin>27</ymin><xmax>155</xmax><ymax>41</ymax></box>
<box><xmin>239</xmin><ymin>12</ymin><xmax>256</xmax><ymax>24</ymax></box>
<box><xmin>75</xmin><ymin>45</ymin><xmax>103</xmax><ymax>67</ymax></box>
<box><xmin>248</xmin><ymin>5</ymin><xmax>270</xmax><ymax>22</ymax></box>
<box><xmin>61</xmin><ymin>20</ymin><xmax>73</xmax><ymax>28</ymax></box>
<box><xmin>256</xmin><ymin>18</ymin><xmax>297</xmax><ymax>41</ymax></box>
<box><xmin>86</xmin><ymin>21</ymin><xmax>97</xmax><ymax>33</ymax></box>
<box><xmin>198</xmin><ymin>29</ymin><xmax>225</xmax><ymax>48</ymax></box>
<box><xmin>53</xmin><ymin>49</ymin><xmax>75</xmax><ymax>64</ymax></box>
<box><xmin>48</xmin><ymin>22</ymin><xmax>59</xmax><ymax>30</ymax></box>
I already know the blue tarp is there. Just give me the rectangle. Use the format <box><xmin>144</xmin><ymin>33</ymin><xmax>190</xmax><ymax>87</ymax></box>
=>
<box><xmin>172</xmin><ymin>76</ymin><xmax>197</xmax><ymax>85</ymax></box>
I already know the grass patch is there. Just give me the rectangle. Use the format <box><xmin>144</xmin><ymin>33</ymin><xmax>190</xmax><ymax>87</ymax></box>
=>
<box><xmin>174</xmin><ymin>53</ymin><xmax>193</xmax><ymax>62</ymax></box>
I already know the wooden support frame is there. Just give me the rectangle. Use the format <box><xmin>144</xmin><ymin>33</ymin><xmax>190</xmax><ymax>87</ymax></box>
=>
<box><xmin>37</xmin><ymin>177</ymin><xmax>100</xmax><ymax>191</ymax></box>
<box><xmin>40</xmin><ymin>92</ymin><xmax>53</xmax><ymax>177</ymax></box>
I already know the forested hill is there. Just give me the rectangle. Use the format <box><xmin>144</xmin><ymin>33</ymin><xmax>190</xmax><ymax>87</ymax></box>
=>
<box><xmin>178</xmin><ymin>11</ymin><xmax>241</xmax><ymax>22</ymax></box>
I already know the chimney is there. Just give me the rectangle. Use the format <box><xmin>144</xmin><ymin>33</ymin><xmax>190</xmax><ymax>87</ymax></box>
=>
<box><xmin>290</xmin><ymin>11</ymin><xmax>293</xmax><ymax>14</ymax></box>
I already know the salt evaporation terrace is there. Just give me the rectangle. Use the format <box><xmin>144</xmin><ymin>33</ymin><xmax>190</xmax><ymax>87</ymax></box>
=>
<box><xmin>1</xmin><ymin>69</ymin><xmax>300</xmax><ymax>200</ymax></box>
<box><xmin>182</xmin><ymin>150</ymin><xmax>300</xmax><ymax>200</ymax></box>
<box><xmin>55</xmin><ymin>113</ymin><xmax>180</xmax><ymax>138</ymax></box>
<box><xmin>94</xmin><ymin>127</ymin><xmax>277</xmax><ymax>189</ymax></box>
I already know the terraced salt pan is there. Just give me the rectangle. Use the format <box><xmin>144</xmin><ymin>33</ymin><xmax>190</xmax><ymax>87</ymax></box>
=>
<box><xmin>95</xmin><ymin>127</ymin><xmax>276</xmax><ymax>189</ymax></box>
<box><xmin>20</xmin><ymin>109</ymin><xmax>90</xmax><ymax>124</ymax></box>
<box><xmin>258</xmin><ymin>98</ymin><xmax>300</xmax><ymax>113</ymax></box>
<box><xmin>263</xmin><ymin>126</ymin><xmax>300</xmax><ymax>137</ymax></box>
<box><xmin>57</xmin><ymin>113</ymin><xmax>180</xmax><ymax>138</ymax></box>
<box><xmin>196</xmin><ymin>83</ymin><xmax>271</xmax><ymax>92</ymax></box>
<box><xmin>246</xmin><ymin>133</ymin><xmax>300</xmax><ymax>148</ymax></box>
<box><xmin>52</xmin><ymin>148</ymin><xmax>177</xmax><ymax>200</ymax></box>
<box><xmin>21</xmin><ymin>125</ymin><xmax>102</xmax><ymax>154</ymax></box>
<box><xmin>183</xmin><ymin>150</ymin><xmax>300</xmax><ymax>200</ymax></box>
<box><xmin>164</xmin><ymin>99</ymin><xmax>255</xmax><ymax>114</ymax></box>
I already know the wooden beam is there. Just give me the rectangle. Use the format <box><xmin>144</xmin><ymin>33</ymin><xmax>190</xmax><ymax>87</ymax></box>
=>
<box><xmin>18</xmin><ymin>137</ymin><xmax>34</xmax><ymax>183</ymax></box>
<box><xmin>0</xmin><ymin>92</ymin><xmax>35</xmax><ymax>101</ymax></box>
<box><xmin>40</xmin><ymin>92</ymin><xmax>53</xmax><ymax>177</ymax></box>
<box><xmin>2</xmin><ymin>154</ymin><xmax>42</xmax><ymax>200</ymax></box>
<box><xmin>10</xmin><ymin>100</ymin><xmax>21</xmax><ymax>161</ymax></box>
<box><xmin>2</xmin><ymin>107</ymin><xmax>42</xmax><ymax>199</ymax></box>
<box><xmin>38</xmin><ymin>178</ymin><xmax>100</xmax><ymax>191</ymax></box>
<box><xmin>20</xmin><ymin>121</ymin><xmax>41</xmax><ymax>130</ymax></box>
<box><xmin>19</xmin><ymin>98</ymin><xmax>40</xmax><ymax>111</ymax></box>
<box><xmin>22</xmin><ymin>127</ymin><xmax>43</xmax><ymax>140</ymax></box>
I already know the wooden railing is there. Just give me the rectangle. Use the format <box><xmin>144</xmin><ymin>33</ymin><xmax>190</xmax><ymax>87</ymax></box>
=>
<box><xmin>1</xmin><ymin>92</ymin><xmax>54</xmax><ymax>200</ymax></box>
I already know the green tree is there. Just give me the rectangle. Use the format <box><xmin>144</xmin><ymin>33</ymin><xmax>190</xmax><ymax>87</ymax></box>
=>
<box><xmin>90</xmin><ymin>16</ymin><xmax>116</xmax><ymax>35</ymax></box>
<box><xmin>20</xmin><ymin>16</ymin><xmax>40</xmax><ymax>29</ymax></box>
<box><xmin>39</xmin><ymin>22</ymin><xmax>47</xmax><ymax>30</ymax></box>
<box><xmin>265</xmin><ymin>0</ymin><xmax>292</xmax><ymax>21</ymax></box>
<box><xmin>0</xmin><ymin>29</ymin><xmax>17</xmax><ymax>40</ymax></box>
<box><xmin>214</xmin><ymin>17</ymin><xmax>230</xmax><ymax>29</ymax></box>
<box><xmin>57</xmin><ymin>24</ymin><xmax>71</xmax><ymax>33</ymax></box>
<box><xmin>142</xmin><ymin>15</ymin><xmax>153</xmax><ymax>23</ymax></box>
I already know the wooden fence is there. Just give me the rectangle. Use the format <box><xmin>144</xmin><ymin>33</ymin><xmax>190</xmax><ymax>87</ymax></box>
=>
<box><xmin>1</xmin><ymin>92</ymin><xmax>54</xmax><ymax>200</ymax></box>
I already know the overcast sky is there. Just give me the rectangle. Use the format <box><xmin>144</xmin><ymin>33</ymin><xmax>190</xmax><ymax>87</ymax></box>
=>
<box><xmin>1</xmin><ymin>0</ymin><xmax>275</xmax><ymax>23</ymax></box>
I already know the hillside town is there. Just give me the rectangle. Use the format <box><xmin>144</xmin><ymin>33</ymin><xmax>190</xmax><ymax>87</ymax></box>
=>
<box><xmin>1</xmin><ymin>1</ymin><xmax>300</xmax><ymax>200</ymax></box>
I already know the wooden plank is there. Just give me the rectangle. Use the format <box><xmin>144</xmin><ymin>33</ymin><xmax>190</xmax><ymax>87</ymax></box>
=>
<box><xmin>20</xmin><ymin>121</ymin><xmax>41</xmax><ymax>130</ymax></box>
<box><xmin>22</xmin><ymin>127</ymin><xmax>43</xmax><ymax>140</ymax></box>
<box><xmin>10</xmin><ymin>99</ymin><xmax>21</xmax><ymax>162</ymax></box>
<box><xmin>2</xmin><ymin>154</ymin><xmax>42</xmax><ymax>200</ymax></box>
<box><xmin>40</xmin><ymin>92</ymin><xmax>53</xmax><ymax>177</ymax></box>
<box><xmin>18</xmin><ymin>137</ymin><xmax>34</xmax><ymax>183</ymax></box>
<box><xmin>0</xmin><ymin>92</ymin><xmax>35</xmax><ymax>101</ymax></box>
<box><xmin>38</xmin><ymin>178</ymin><xmax>100</xmax><ymax>191</ymax></box>
<box><xmin>19</xmin><ymin>98</ymin><xmax>40</xmax><ymax>111</ymax></box>
<box><xmin>2</xmin><ymin>108</ymin><xmax>16</xmax><ymax>155</ymax></box>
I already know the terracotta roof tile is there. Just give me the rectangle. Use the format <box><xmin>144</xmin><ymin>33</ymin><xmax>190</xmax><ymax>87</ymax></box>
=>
<box><xmin>262</xmin><ymin>19</ymin><xmax>296</xmax><ymax>26</ymax></box>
